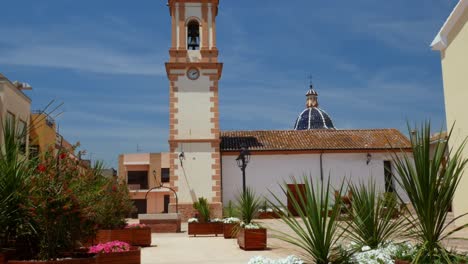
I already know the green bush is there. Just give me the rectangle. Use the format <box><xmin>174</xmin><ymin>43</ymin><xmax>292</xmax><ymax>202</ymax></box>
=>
<box><xmin>268</xmin><ymin>177</ymin><xmax>345</xmax><ymax>264</ymax></box>
<box><xmin>236</xmin><ymin>188</ymin><xmax>261</xmax><ymax>225</ymax></box>
<box><xmin>193</xmin><ymin>197</ymin><xmax>210</xmax><ymax>223</ymax></box>
<box><xmin>0</xmin><ymin>120</ymin><xmax>36</xmax><ymax>251</ymax></box>
<box><xmin>392</xmin><ymin>122</ymin><xmax>468</xmax><ymax>263</ymax></box>
<box><xmin>345</xmin><ymin>180</ymin><xmax>405</xmax><ymax>249</ymax></box>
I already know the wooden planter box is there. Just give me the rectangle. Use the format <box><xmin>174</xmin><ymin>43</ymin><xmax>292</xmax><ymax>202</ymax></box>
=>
<box><xmin>128</xmin><ymin>228</ymin><xmax>151</xmax><ymax>247</ymax></box>
<box><xmin>237</xmin><ymin>228</ymin><xmax>267</xmax><ymax>250</ymax></box>
<box><xmin>394</xmin><ymin>260</ymin><xmax>410</xmax><ymax>264</ymax></box>
<box><xmin>223</xmin><ymin>223</ymin><xmax>239</xmax><ymax>239</ymax></box>
<box><xmin>257</xmin><ymin>211</ymin><xmax>281</xmax><ymax>219</ymax></box>
<box><xmin>96</xmin><ymin>247</ymin><xmax>140</xmax><ymax>264</ymax></box>
<box><xmin>8</xmin><ymin>258</ymin><xmax>95</xmax><ymax>264</ymax></box>
<box><xmin>95</xmin><ymin>229</ymin><xmax>151</xmax><ymax>247</ymax></box>
<box><xmin>188</xmin><ymin>222</ymin><xmax>223</xmax><ymax>237</ymax></box>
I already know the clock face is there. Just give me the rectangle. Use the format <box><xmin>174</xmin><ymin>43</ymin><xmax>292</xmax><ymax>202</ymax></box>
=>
<box><xmin>187</xmin><ymin>68</ymin><xmax>200</xmax><ymax>80</ymax></box>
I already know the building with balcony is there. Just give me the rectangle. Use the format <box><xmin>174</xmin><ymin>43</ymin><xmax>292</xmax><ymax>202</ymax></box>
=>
<box><xmin>118</xmin><ymin>153</ymin><xmax>172</xmax><ymax>217</ymax></box>
<box><xmin>0</xmin><ymin>73</ymin><xmax>32</xmax><ymax>154</ymax></box>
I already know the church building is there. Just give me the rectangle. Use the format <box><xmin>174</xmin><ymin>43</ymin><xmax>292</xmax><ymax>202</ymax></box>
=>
<box><xmin>118</xmin><ymin>0</ymin><xmax>411</xmax><ymax>221</ymax></box>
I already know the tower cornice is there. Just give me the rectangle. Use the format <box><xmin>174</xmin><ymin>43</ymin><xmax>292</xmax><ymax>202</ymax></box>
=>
<box><xmin>168</xmin><ymin>0</ymin><xmax>219</xmax><ymax>16</ymax></box>
<box><xmin>165</xmin><ymin>62</ymin><xmax>223</xmax><ymax>80</ymax></box>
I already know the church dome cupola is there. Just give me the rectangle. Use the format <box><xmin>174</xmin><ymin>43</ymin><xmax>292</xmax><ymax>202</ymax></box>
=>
<box><xmin>294</xmin><ymin>84</ymin><xmax>335</xmax><ymax>130</ymax></box>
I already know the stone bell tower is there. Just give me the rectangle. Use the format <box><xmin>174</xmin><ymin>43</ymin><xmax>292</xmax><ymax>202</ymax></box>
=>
<box><xmin>165</xmin><ymin>0</ymin><xmax>223</xmax><ymax>220</ymax></box>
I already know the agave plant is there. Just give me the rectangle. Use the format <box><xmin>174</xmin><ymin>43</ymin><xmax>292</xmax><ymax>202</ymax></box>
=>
<box><xmin>193</xmin><ymin>197</ymin><xmax>211</xmax><ymax>223</ymax></box>
<box><xmin>237</xmin><ymin>187</ymin><xmax>262</xmax><ymax>225</ymax></box>
<box><xmin>0</xmin><ymin>119</ymin><xmax>37</xmax><ymax>249</ymax></box>
<box><xmin>392</xmin><ymin>122</ymin><xmax>468</xmax><ymax>263</ymax></box>
<box><xmin>268</xmin><ymin>176</ymin><xmax>345</xmax><ymax>264</ymax></box>
<box><xmin>344</xmin><ymin>179</ymin><xmax>405</xmax><ymax>249</ymax></box>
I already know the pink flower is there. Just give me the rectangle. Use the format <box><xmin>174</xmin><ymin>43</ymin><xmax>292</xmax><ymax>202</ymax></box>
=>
<box><xmin>125</xmin><ymin>223</ymin><xmax>149</xmax><ymax>229</ymax></box>
<box><xmin>88</xmin><ymin>241</ymin><xmax>130</xmax><ymax>254</ymax></box>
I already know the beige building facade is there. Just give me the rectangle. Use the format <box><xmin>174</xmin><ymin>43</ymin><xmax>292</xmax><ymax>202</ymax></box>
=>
<box><xmin>0</xmin><ymin>73</ymin><xmax>32</xmax><ymax>154</ymax></box>
<box><xmin>432</xmin><ymin>0</ymin><xmax>468</xmax><ymax>225</ymax></box>
<box><xmin>118</xmin><ymin>153</ymin><xmax>173</xmax><ymax>217</ymax></box>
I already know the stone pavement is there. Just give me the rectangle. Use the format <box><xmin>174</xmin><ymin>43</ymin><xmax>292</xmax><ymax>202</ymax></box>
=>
<box><xmin>140</xmin><ymin>221</ymin><xmax>299</xmax><ymax>264</ymax></box>
<box><xmin>140</xmin><ymin>217</ymin><xmax>468</xmax><ymax>264</ymax></box>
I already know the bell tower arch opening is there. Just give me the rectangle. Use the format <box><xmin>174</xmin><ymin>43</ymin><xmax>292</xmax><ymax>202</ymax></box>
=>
<box><xmin>187</xmin><ymin>19</ymin><xmax>200</xmax><ymax>50</ymax></box>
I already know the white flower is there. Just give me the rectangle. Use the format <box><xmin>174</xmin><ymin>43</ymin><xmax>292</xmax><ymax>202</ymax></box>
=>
<box><xmin>223</xmin><ymin>217</ymin><xmax>241</xmax><ymax>224</ymax></box>
<box><xmin>361</xmin><ymin>245</ymin><xmax>371</xmax><ymax>252</ymax></box>
<box><xmin>247</xmin><ymin>255</ymin><xmax>303</xmax><ymax>264</ymax></box>
<box><xmin>188</xmin><ymin>218</ymin><xmax>198</xmax><ymax>223</ymax></box>
<box><xmin>266</xmin><ymin>208</ymin><xmax>274</xmax><ymax>212</ymax></box>
<box><xmin>243</xmin><ymin>223</ymin><xmax>260</xmax><ymax>229</ymax></box>
<box><xmin>211</xmin><ymin>218</ymin><xmax>223</xmax><ymax>222</ymax></box>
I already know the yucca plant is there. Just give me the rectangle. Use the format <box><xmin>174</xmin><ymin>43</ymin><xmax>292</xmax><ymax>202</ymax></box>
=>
<box><xmin>268</xmin><ymin>176</ymin><xmax>345</xmax><ymax>264</ymax></box>
<box><xmin>392</xmin><ymin>122</ymin><xmax>468</xmax><ymax>263</ymax></box>
<box><xmin>193</xmin><ymin>197</ymin><xmax>210</xmax><ymax>223</ymax></box>
<box><xmin>344</xmin><ymin>179</ymin><xmax>405</xmax><ymax>249</ymax></box>
<box><xmin>0</xmin><ymin>119</ymin><xmax>37</xmax><ymax>249</ymax></box>
<box><xmin>224</xmin><ymin>200</ymin><xmax>238</xmax><ymax>218</ymax></box>
<box><xmin>237</xmin><ymin>187</ymin><xmax>262</xmax><ymax>225</ymax></box>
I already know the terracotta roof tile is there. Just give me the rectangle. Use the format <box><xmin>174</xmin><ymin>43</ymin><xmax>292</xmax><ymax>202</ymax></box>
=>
<box><xmin>220</xmin><ymin>129</ymin><xmax>411</xmax><ymax>152</ymax></box>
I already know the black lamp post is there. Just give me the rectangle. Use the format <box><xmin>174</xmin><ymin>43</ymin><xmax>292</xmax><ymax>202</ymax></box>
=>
<box><xmin>236</xmin><ymin>144</ymin><xmax>251</xmax><ymax>194</ymax></box>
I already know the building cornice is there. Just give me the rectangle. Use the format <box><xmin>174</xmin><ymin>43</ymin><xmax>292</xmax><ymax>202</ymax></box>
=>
<box><xmin>0</xmin><ymin>76</ymin><xmax>32</xmax><ymax>103</ymax></box>
<box><xmin>431</xmin><ymin>0</ymin><xmax>468</xmax><ymax>51</ymax></box>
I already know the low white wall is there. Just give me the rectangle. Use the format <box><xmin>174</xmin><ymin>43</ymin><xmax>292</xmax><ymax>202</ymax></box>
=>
<box><xmin>221</xmin><ymin>152</ymin><xmax>407</xmax><ymax>206</ymax></box>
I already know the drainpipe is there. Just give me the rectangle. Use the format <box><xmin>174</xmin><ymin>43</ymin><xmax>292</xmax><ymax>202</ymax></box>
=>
<box><xmin>320</xmin><ymin>152</ymin><xmax>324</xmax><ymax>182</ymax></box>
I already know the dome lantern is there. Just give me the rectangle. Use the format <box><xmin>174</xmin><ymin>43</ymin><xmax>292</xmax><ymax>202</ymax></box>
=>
<box><xmin>294</xmin><ymin>84</ymin><xmax>335</xmax><ymax>130</ymax></box>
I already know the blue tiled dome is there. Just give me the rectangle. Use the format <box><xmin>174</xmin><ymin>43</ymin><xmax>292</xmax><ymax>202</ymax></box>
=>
<box><xmin>293</xmin><ymin>84</ymin><xmax>335</xmax><ymax>130</ymax></box>
<box><xmin>294</xmin><ymin>107</ymin><xmax>335</xmax><ymax>130</ymax></box>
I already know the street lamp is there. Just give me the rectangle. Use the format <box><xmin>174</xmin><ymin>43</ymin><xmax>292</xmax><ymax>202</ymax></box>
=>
<box><xmin>236</xmin><ymin>144</ymin><xmax>251</xmax><ymax>194</ymax></box>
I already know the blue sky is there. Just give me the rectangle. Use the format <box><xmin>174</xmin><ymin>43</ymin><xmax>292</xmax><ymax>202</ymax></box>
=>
<box><xmin>0</xmin><ymin>0</ymin><xmax>457</xmax><ymax>168</ymax></box>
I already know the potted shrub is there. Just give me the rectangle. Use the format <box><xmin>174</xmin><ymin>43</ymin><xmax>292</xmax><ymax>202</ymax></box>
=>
<box><xmin>257</xmin><ymin>200</ymin><xmax>281</xmax><ymax>219</ymax></box>
<box><xmin>236</xmin><ymin>188</ymin><xmax>267</xmax><ymax>250</ymax></box>
<box><xmin>222</xmin><ymin>217</ymin><xmax>240</xmax><ymax>239</ymax></box>
<box><xmin>222</xmin><ymin>201</ymin><xmax>240</xmax><ymax>239</ymax></box>
<box><xmin>188</xmin><ymin>198</ymin><xmax>223</xmax><ymax>236</ymax></box>
<box><xmin>93</xmin><ymin>182</ymin><xmax>136</xmax><ymax>246</ymax></box>
<box><xmin>89</xmin><ymin>241</ymin><xmax>140</xmax><ymax>264</ymax></box>
<box><xmin>124</xmin><ymin>224</ymin><xmax>151</xmax><ymax>247</ymax></box>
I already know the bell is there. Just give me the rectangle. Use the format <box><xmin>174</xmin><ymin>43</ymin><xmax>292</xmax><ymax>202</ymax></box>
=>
<box><xmin>188</xmin><ymin>36</ymin><xmax>199</xmax><ymax>50</ymax></box>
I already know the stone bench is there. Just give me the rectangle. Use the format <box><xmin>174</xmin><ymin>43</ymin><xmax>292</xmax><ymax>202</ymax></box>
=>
<box><xmin>139</xmin><ymin>213</ymin><xmax>181</xmax><ymax>233</ymax></box>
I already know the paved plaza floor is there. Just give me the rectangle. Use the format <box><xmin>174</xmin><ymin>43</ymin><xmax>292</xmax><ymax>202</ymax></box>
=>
<box><xmin>140</xmin><ymin>218</ymin><xmax>468</xmax><ymax>264</ymax></box>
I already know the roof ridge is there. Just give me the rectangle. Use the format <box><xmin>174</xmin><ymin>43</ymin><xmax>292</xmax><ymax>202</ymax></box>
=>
<box><xmin>221</xmin><ymin>128</ymin><xmax>400</xmax><ymax>133</ymax></box>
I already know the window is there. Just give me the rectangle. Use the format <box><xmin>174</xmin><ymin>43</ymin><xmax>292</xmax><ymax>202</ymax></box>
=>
<box><xmin>18</xmin><ymin>119</ymin><xmax>27</xmax><ymax>154</ymax></box>
<box><xmin>6</xmin><ymin>111</ymin><xmax>15</xmax><ymax>126</ymax></box>
<box><xmin>29</xmin><ymin>145</ymin><xmax>39</xmax><ymax>159</ymax></box>
<box><xmin>187</xmin><ymin>20</ymin><xmax>200</xmax><ymax>50</ymax></box>
<box><xmin>384</xmin><ymin>161</ymin><xmax>395</xmax><ymax>192</ymax></box>
<box><xmin>127</xmin><ymin>171</ymin><xmax>149</xmax><ymax>190</ymax></box>
<box><xmin>161</xmin><ymin>168</ymin><xmax>170</xmax><ymax>183</ymax></box>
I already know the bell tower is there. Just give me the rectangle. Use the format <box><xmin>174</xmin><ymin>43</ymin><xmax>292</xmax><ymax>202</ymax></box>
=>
<box><xmin>165</xmin><ymin>0</ymin><xmax>223</xmax><ymax>220</ymax></box>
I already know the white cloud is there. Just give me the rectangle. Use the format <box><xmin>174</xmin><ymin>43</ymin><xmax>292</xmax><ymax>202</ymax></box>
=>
<box><xmin>0</xmin><ymin>45</ymin><xmax>165</xmax><ymax>76</ymax></box>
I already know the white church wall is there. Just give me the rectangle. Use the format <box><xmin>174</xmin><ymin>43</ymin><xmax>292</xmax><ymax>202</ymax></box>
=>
<box><xmin>174</xmin><ymin>142</ymin><xmax>216</xmax><ymax>203</ymax></box>
<box><xmin>175</xmin><ymin>74</ymin><xmax>215</xmax><ymax>139</ymax></box>
<box><xmin>221</xmin><ymin>152</ymin><xmax>408</xmax><ymax>206</ymax></box>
